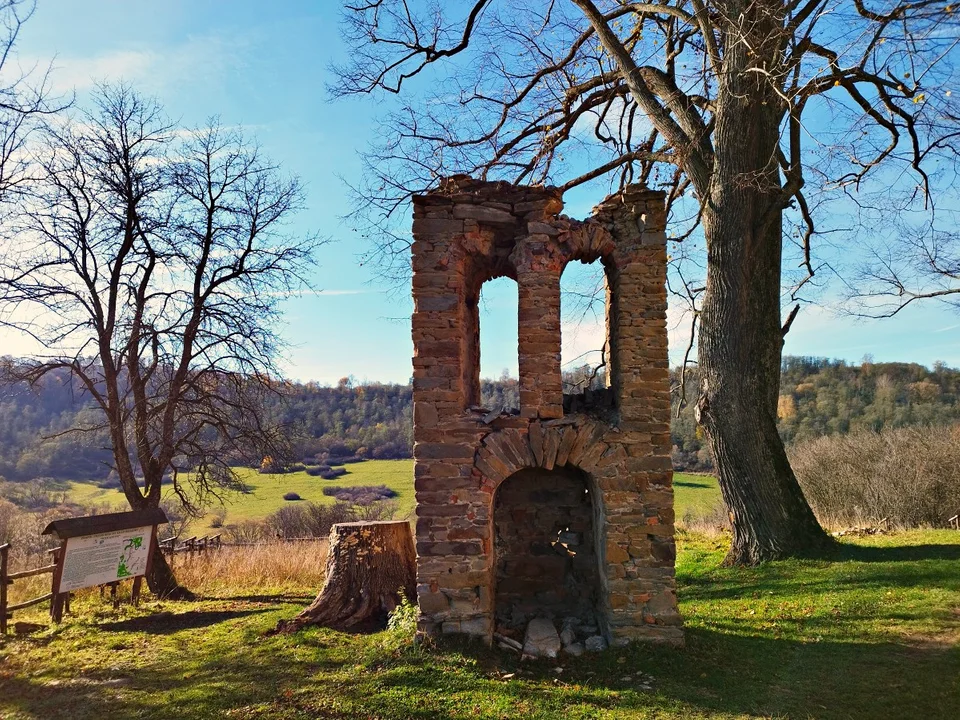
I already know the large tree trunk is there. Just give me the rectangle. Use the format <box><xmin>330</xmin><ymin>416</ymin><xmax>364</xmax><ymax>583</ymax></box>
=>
<box><xmin>275</xmin><ymin>521</ymin><xmax>416</xmax><ymax>634</ymax></box>
<box><xmin>696</xmin><ymin>2</ymin><xmax>832</xmax><ymax>565</ymax></box>
<box><xmin>146</xmin><ymin>549</ymin><xmax>195</xmax><ymax>600</ymax></box>
<box><xmin>129</xmin><ymin>478</ymin><xmax>194</xmax><ymax>600</ymax></box>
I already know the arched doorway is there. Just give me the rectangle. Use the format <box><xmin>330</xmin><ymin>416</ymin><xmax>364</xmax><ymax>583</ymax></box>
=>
<box><xmin>493</xmin><ymin>466</ymin><xmax>601</xmax><ymax>632</ymax></box>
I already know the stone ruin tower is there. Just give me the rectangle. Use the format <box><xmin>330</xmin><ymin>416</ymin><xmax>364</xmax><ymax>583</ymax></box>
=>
<box><xmin>411</xmin><ymin>177</ymin><xmax>682</xmax><ymax>648</ymax></box>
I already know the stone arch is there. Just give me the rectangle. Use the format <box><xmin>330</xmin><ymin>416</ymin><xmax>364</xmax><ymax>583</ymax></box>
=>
<box><xmin>491</xmin><ymin>464</ymin><xmax>602</xmax><ymax>632</ymax></box>
<box><xmin>474</xmin><ymin>421</ymin><xmax>612</xmax><ymax>495</ymax></box>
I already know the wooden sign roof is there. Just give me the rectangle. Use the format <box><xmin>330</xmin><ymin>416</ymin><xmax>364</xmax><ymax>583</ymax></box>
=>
<box><xmin>42</xmin><ymin>508</ymin><xmax>169</xmax><ymax>539</ymax></box>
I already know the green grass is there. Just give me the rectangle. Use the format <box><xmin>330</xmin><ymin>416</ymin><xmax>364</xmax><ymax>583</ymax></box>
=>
<box><xmin>2</xmin><ymin>529</ymin><xmax>957</xmax><ymax>719</ymax></box>
<box><xmin>56</xmin><ymin>466</ymin><xmax>719</xmax><ymax>536</ymax></box>
<box><xmin>60</xmin><ymin>461</ymin><xmax>418</xmax><ymax>534</ymax></box>
<box><xmin>672</xmin><ymin>473</ymin><xmax>721</xmax><ymax>515</ymax></box>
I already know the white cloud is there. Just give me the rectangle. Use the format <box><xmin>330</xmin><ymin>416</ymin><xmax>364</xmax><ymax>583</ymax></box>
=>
<box><xmin>20</xmin><ymin>34</ymin><xmax>248</xmax><ymax>96</ymax></box>
<box><xmin>270</xmin><ymin>289</ymin><xmax>371</xmax><ymax>299</ymax></box>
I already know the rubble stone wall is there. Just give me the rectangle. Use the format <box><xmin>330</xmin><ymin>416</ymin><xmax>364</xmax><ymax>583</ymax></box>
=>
<box><xmin>411</xmin><ymin>177</ymin><xmax>682</xmax><ymax>646</ymax></box>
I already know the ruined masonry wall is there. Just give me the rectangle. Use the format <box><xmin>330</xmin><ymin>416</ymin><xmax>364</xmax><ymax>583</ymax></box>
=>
<box><xmin>411</xmin><ymin>177</ymin><xmax>682</xmax><ymax>646</ymax></box>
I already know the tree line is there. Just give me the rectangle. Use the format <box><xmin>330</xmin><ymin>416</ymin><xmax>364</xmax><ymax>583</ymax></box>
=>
<box><xmin>3</xmin><ymin>357</ymin><xmax>957</xmax><ymax>483</ymax></box>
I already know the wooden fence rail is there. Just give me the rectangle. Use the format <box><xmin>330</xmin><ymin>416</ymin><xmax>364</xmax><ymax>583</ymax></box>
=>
<box><xmin>158</xmin><ymin>535</ymin><xmax>330</xmax><ymax>553</ymax></box>
<box><xmin>0</xmin><ymin>543</ymin><xmax>64</xmax><ymax>635</ymax></box>
<box><xmin>159</xmin><ymin>534</ymin><xmax>222</xmax><ymax>555</ymax></box>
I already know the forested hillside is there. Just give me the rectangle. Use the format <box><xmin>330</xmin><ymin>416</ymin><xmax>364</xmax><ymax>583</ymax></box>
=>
<box><xmin>1</xmin><ymin>357</ymin><xmax>957</xmax><ymax>482</ymax></box>
<box><xmin>672</xmin><ymin>357</ymin><xmax>960</xmax><ymax>469</ymax></box>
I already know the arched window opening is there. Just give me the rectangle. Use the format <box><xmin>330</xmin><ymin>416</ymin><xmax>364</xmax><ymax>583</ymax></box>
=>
<box><xmin>475</xmin><ymin>276</ymin><xmax>519</xmax><ymax>413</ymax></box>
<box><xmin>560</xmin><ymin>258</ymin><xmax>615</xmax><ymax>416</ymax></box>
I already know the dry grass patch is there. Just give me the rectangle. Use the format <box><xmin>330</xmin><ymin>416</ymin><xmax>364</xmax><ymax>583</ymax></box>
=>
<box><xmin>170</xmin><ymin>541</ymin><xmax>328</xmax><ymax>596</ymax></box>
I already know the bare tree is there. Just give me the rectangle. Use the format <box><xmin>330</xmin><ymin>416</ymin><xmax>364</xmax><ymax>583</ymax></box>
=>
<box><xmin>0</xmin><ymin>0</ymin><xmax>65</xmax><ymax>201</ymax></box>
<box><xmin>0</xmin><ymin>86</ymin><xmax>321</xmax><ymax>596</ymax></box>
<box><xmin>333</xmin><ymin>0</ymin><xmax>959</xmax><ymax>563</ymax></box>
<box><xmin>853</xmin><ymin>215</ymin><xmax>960</xmax><ymax>317</ymax></box>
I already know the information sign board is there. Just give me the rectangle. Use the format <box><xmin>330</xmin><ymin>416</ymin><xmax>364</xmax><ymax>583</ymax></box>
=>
<box><xmin>58</xmin><ymin>525</ymin><xmax>153</xmax><ymax>593</ymax></box>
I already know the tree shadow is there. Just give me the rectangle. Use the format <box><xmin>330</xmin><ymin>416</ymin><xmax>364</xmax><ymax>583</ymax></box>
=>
<box><xmin>99</xmin><ymin>609</ymin><xmax>268</xmax><ymax>634</ymax></box>
<box><xmin>674</xmin><ymin>479</ymin><xmax>716</xmax><ymax>489</ymax></box>
<box><xmin>837</xmin><ymin>542</ymin><xmax>960</xmax><ymax>563</ymax></box>
<box><xmin>207</xmin><ymin>592</ymin><xmax>318</xmax><ymax>604</ymax></box>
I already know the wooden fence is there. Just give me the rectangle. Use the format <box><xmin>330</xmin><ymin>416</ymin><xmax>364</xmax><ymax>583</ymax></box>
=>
<box><xmin>0</xmin><ymin>544</ymin><xmax>65</xmax><ymax>635</ymax></box>
<box><xmin>159</xmin><ymin>535</ymin><xmax>331</xmax><ymax>553</ymax></box>
<box><xmin>158</xmin><ymin>534</ymin><xmax>222</xmax><ymax>555</ymax></box>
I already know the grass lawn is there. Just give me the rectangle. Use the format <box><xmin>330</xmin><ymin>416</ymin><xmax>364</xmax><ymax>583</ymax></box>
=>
<box><xmin>1</xmin><ymin>529</ymin><xmax>957</xmax><ymax>719</ymax></box>
<box><xmin>57</xmin><ymin>465</ymin><xmax>720</xmax><ymax>536</ymax></box>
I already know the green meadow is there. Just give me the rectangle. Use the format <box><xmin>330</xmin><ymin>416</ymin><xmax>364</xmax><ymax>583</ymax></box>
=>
<box><xmin>1</xmin><ymin>529</ymin><xmax>957</xmax><ymax>719</ymax></box>
<box><xmin>60</xmin><ymin>462</ymin><xmax>721</xmax><ymax>535</ymax></box>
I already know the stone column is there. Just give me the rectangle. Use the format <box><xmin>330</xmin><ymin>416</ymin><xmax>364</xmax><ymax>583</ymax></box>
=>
<box><xmin>515</xmin><ymin>240</ymin><xmax>563</xmax><ymax>420</ymax></box>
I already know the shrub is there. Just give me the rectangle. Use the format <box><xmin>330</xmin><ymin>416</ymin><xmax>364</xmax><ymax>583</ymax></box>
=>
<box><xmin>322</xmin><ymin>485</ymin><xmax>396</xmax><ymax>506</ymax></box>
<box><xmin>260</xmin><ymin>456</ymin><xmax>283</xmax><ymax>474</ymax></box>
<box><xmin>320</xmin><ymin>467</ymin><xmax>347</xmax><ymax>480</ymax></box>
<box><xmin>330</xmin><ymin>455</ymin><xmax>365</xmax><ymax>465</ymax></box>
<box><xmin>287</xmin><ymin>463</ymin><xmax>306</xmax><ymax>473</ymax></box>
<box><xmin>209</xmin><ymin>507</ymin><xmax>227</xmax><ymax>529</ymax></box>
<box><xmin>283</xmin><ymin>492</ymin><xmax>302</xmax><ymax>501</ymax></box>
<box><xmin>224</xmin><ymin>519</ymin><xmax>267</xmax><ymax>544</ymax></box>
<box><xmin>353</xmin><ymin>500</ymin><xmax>399</xmax><ymax>522</ymax></box>
<box><xmin>305</xmin><ymin>464</ymin><xmax>332</xmax><ymax>477</ymax></box>
<box><xmin>790</xmin><ymin>425</ymin><xmax>960</xmax><ymax>529</ymax></box>
<box><xmin>266</xmin><ymin>501</ymin><xmax>354</xmax><ymax>539</ymax></box>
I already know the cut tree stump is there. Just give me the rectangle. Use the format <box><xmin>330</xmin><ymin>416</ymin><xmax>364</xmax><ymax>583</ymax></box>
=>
<box><xmin>274</xmin><ymin>520</ymin><xmax>416</xmax><ymax>633</ymax></box>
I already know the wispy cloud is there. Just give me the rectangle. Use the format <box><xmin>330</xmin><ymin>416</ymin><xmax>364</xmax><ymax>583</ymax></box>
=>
<box><xmin>266</xmin><ymin>289</ymin><xmax>372</xmax><ymax>299</ymax></box>
<box><xmin>20</xmin><ymin>33</ymin><xmax>250</xmax><ymax>96</ymax></box>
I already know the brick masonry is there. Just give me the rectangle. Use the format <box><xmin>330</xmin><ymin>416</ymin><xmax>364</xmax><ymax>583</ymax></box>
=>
<box><xmin>411</xmin><ymin>176</ymin><xmax>682</xmax><ymax>646</ymax></box>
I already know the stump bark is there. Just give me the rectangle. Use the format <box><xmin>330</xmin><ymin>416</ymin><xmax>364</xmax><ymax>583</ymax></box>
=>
<box><xmin>275</xmin><ymin>520</ymin><xmax>416</xmax><ymax>633</ymax></box>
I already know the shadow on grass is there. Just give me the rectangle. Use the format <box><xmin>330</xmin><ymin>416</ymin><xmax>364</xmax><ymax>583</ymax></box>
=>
<box><xmin>837</xmin><ymin>542</ymin><xmax>960</xmax><ymax>562</ymax></box>
<box><xmin>674</xmin><ymin>479</ymin><xmax>716</xmax><ymax>489</ymax></box>
<box><xmin>98</xmin><ymin>608</ymin><xmax>269</xmax><ymax>634</ymax></box>
<box><xmin>208</xmin><ymin>593</ymin><xmax>318</xmax><ymax>604</ymax></box>
<box><xmin>2</xmin><ymin>619</ymin><xmax>957</xmax><ymax>719</ymax></box>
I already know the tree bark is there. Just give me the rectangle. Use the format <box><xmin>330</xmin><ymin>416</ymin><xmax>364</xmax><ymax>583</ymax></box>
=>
<box><xmin>133</xmin><ymin>480</ymin><xmax>194</xmax><ymax>600</ymax></box>
<box><xmin>146</xmin><ymin>537</ymin><xmax>195</xmax><ymax>600</ymax></box>
<box><xmin>696</xmin><ymin>2</ymin><xmax>832</xmax><ymax>565</ymax></box>
<box><xmin>275</xmin><ymin>521</ymin><xmax>416</xmax><ymax>633</ymax></box>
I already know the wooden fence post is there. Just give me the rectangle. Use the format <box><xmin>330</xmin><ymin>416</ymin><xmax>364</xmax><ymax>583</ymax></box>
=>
<box><xmin>50</xmin><ymin>542</ymin><xmax>67</xmax><ymax>622</ymax></box>
<box><xmin>1</xmin><ymin>543</ymin><xmax>9</xmax><ymax>635</ymax></box>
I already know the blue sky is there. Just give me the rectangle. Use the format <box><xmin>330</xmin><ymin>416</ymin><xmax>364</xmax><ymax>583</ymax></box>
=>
<box><xmin>2</xmin><ymin>0</ymin><xmax>957</xmax><ymax>384</ymax></box>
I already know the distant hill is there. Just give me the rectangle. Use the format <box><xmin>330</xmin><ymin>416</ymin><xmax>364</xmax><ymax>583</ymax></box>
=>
<box><xmin>1</xmin><ymin>357</ymin><xmax>957</xmax><ymax>482</ymax></box>
<box><xmin>671</xmin><ymin>357</ymin><xmax>960</xmax><ymax>470</ymax></box>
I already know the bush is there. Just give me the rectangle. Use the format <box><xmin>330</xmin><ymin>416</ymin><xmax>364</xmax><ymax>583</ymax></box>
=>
<box><xmin>321</xmin><ymin>485</ymin><xmax>396</xmax><ymax>506</ymax></box>
<box><xmin>209</xmin><ymin>507</ymin><xmax>227</xmax><ymax>529</ymax></box>
<box><xmin>224</xmin><ymin>520</ymin><xmax>267</xmax><ymax>544</ymax></box>
<box><xmin>790</xmin><ymin>425</ymin><xmax>960</xmax><ymax>529</ymax></box>
<box><xmin>266</xmin><ymin>501</ymin><xmax>354</xmax><ymax>539</ymax></box>
<box><xmin>260</xmin><ymin>456</ymin><xmax>283</xmax><ymax>474</ymax></box>
<box><xmin>283</xmin><ymin>492</ymin><xmax>302</xmax><ymax>501</ymax></box>
<box><xmin>353</xmin><ymin>500</ymin><xmax>399</xmax><ymax>522</ymax></box>
<box><xmin>326</xmin><ymin>455</ymin><xmax>365</xmax><ymax>466</ymax></box>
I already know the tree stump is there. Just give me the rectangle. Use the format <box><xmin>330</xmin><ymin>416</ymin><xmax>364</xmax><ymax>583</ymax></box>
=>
<box><xmin>275</xmin><ymin>521</ymin><xmax>416</xmax><ymax>633</ymax></box>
